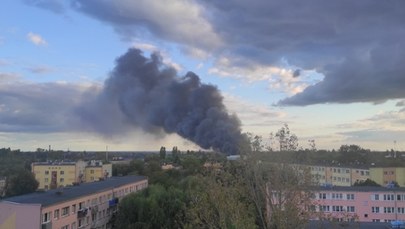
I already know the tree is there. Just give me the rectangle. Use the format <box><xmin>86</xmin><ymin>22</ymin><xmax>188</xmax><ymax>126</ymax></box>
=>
<box><xmin>114</xmin><ymin>185</ymin><xmax>186</xmax><ymax>229</ymax></box>
<box><xmin>353</xmin><ymin>179</ymin><xmax>381</xmax><ymax>187</ymax></box>
<box><xmin>5</xmin><ymin>169</ymin><xmax>39</xmax><ymax>197</ymax></box>
<box><xmin>159</xmin><ymin>146</ymin><xmax>166</xmax><ymax>160</ymax></box>
<box><xmin>247</xmin><ymin>133</ymin><xmax>264</xmax><ymax>152</ymax></box>
<box><xmin>275</xmin><ymin>124</ymin><xmax>298</xmax><ymax>151</ymax></box>
<box><xmin>338</xmin><ymin>144</ymin><xmax>368</xmax><ymax>164</ymax></box>
<box><xmin>185</xmin><ymin>168</ymin><xmax>256</xmax><ymax>229</ymax></box>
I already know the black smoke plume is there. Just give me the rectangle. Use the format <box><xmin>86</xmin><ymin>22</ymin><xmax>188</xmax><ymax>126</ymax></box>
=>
<box><xmin>79</xmin><ymin>48</ymin><xmax>246</xmax><ymax>155</ymax></box>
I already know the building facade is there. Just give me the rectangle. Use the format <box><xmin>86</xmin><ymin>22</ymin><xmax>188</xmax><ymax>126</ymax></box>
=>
<box><xmin>313</xmin><ymin>186</ymin><xmax>405</xmax><ymax>223</ymax></box>
<box><xmin>370</xmin><ymin>167</ymin><xmax>405</xmax><ymax>187</ymax></box>
<box><xmin>32</xmin><ymin>161</ymin><xmax>113</xmax><ymax>190</ymax></box>
<box><xmin>0</xmin><ymin>176</ymin><xmax>148</xmax><ymax>229</ymax></box>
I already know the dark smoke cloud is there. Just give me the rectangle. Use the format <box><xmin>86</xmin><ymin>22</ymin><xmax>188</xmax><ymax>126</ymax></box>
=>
<box><xmin>78</xmin><ymin>48</ymin><xmax>246</xmax><ymax>154</ymax></box>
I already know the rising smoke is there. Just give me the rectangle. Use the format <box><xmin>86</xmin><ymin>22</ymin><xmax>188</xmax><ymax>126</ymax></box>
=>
<box><xmin>79</xmin><ymin>48</ymin><xmax>246</xmax><ymax>155</ymax></box>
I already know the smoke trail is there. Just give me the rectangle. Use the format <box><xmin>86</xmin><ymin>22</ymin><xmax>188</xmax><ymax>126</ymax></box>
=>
<box><xmin>79</xmin><ymin>48</ymin><xmax>246</xmax><ymax>155</ymax></box>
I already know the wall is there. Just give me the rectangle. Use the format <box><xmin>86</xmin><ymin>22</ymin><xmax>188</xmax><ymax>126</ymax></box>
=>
<box><xmin>0</xmin><ymin>202</ymin><xmax>41</xmax><ymax>229</ymax></box>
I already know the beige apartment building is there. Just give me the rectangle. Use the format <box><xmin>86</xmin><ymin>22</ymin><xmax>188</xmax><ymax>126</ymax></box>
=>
<box><xmin>32</xmin><ymin>161</ymin><xmax>112</xmax><ymax>190</ymax></box>
<box><xmin>0</xmin><ymin>176</ymin><xmax>148</xmax><ymax>229</ymax></box>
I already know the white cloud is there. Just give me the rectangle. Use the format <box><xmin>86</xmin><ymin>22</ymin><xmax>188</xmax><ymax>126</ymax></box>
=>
<box><xmin>27</xmin><ymin>32</ymin><xmax>47</xmax><ymax>46</ymax></box>
<box><xmin>209</xmin><ymin>56</ymin><xmax>314</xmax><ymax>95</ymax></box>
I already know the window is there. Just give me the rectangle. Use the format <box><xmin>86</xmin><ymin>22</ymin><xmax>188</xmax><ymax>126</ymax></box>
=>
<box><xmin>372</xmin><ymin>219</ymin><xmax>380</xmax><ymax>222</ymax></box>
<box><xmin>62</xmin><ymin>206</ymin><xmax>70</xmax><ymax>216</ymax></box>
<box><xmin>79</xmin><ymin>201</ymin><xmax>85</xmax><ymax>210</ymax></box>
<box><xmin>346</xmin><ymin>169</ymin><xmax>350</xmax><ymax>173</ymax></box>
<box><xmin>347</xmin><ymin>194</ymin><xmax>354</xmax><ymax>200</ymax></box>
<box><xmin>90</xmin><ymin>169</ymin><xmax>94</xmax><ymax>174</ymax></box>
<box><xmin>320</xmin><ymin>205</ymin><xmax>330</xmax><ymax>212</ymax></box>
<box><xmin>45</xmin><ymin>178</ymin><xmax>49</xmax><ymax>183</ymax></box>
<box><xmin>384</xmin><ymin>194</ymin><xmax>394</xmax><ymax>201</ymax></box>
<box><xmin>54</xmin><ymin>209</ymin><xmax>59</xmax><ymax>219</ymax></box>
<box><xmin>60</xmin><ymin>178</ymin><xmax>64</xmax><ymax>182</ymax></box>
<box><xmin>45</xmin><ymin>170</ymin><xmax>49</xmax><ymax>175</ymax></box>
<box><xmin>72</xmin><ymin>204</ymin><xmax>76</xmax><ymax>213</ymax></box>
<box><xmin>372</xmin><ymin>194</ymin><xmax>379</xmax><ymax>200</ymax></box>
<box><xmin>61</xmin><ymin>225</ymin><xmax>69</xmax><ymax>229</ymax></box>
<box><xmin>347</xmin><ymin>206</ymin><xmax>355</xmax><ymax>212</ymax></box>
<box><xmin>384</xmin><ymin>207</ymin><xmax>394</xmax><ymax>213</ymax></box>
<box><xmin>71</xmin><ymin>222</ymin><xmax>76</xmax><ymax>229</ymax></box>
<box><xmin>60</xmin><ymin>171</ymin><xmax>64</xmax><ymax>175</ymax></box>
<box><xmin>398</xmin><ymin>207</ymin><xmax>405</xmax><ymax>214</ymax></box>
<box><xmin>372</xmin><ymin>207</ymin><xmax>380</xmax><ymax>213</ymax></box>
<box><xmin>43</xmin><ymin>212</ymin><xmax>51</xmax><ymax>223</ymax></box>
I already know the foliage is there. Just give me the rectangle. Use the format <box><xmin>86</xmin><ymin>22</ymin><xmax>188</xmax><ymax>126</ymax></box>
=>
<box><xmin>114</xmin><ymin>185</ymin><xmax>186</xmax><ymax>229</ymax></box>
<box><xmin>184</xmin><ymin>168</ymin><xmax>257</xmax><ymax>229</ymax></box>
<box><xmin>159</xmin><ymin>146</ymin><xmax>166</xmax><ymax>160</ymax></box>
<box><xmin>5</xmin><ymin>169</ymin><xmax>39</xmax><ymax>197</ymax></box>
<box><xmin>243</xmin><ymin>151</ymin><xmax>315</xmax><ymax>229</ymax></box>
<box><xmin>353</xmin><ymin>179</ymin><xmax>381</xmax><ymax>187</ymax></box>
<box><xmin>274</xmin><ymin>124</ymin><xmax>299</xmax><ymax>151</ymax></box>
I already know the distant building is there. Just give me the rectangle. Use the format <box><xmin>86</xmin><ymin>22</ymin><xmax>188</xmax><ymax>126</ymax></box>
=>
<box><xmin>32</xmin><ymin>160</ymin><xmax>113</xmax><ymax>190</ymax></box>
<box><xmin>370</xmin><ymin>167</ymin><xmax>405</xmax><ymax>187</ymax></box>
<box><xmin>296</xmin><ymin>164</ymin><xmax>370</xmax><ymax>187</ymax></box>
<box><xmin>0</xmin><ymin>176</ymin><xmax>148</xmax><ymax>229</ymax></box>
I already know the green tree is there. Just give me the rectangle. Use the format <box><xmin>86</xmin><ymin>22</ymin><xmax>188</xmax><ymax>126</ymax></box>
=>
<box><xmin>114</xmin><ymin>185</ymin><xmax>186</xmax><ymax>229</ymax></box>
<box><xmin>353</xmin><ymin>179</ymin><xmax>381</xmax><ymax>187</ymax></box>
<box><xmin>185</xmin><ymin>169</ymin><xmax>256</xmax><ymax>229</ymax></box>
<box><xmin>5</xmin><ymin>169</ymin><xmax>39</xmax><ymax>197</ymax></box>
<box><xmin>275</xmin><ymin>124</ymin><xmax>298</xmax><ymax>151</ymax></box>
<box><xmin>159</xmin><ymin>146</ymin><xmax>166</xmax><ymax>160</ymax></box>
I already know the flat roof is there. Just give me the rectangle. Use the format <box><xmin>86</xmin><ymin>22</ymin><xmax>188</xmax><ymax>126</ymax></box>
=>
<box><xmin>317</xmin><ymin>185</ymin><xmax>405</xmax><ymax>192</ymax></box>
<box><xmin>2</xmin><ymin>176</ymin><xmax>147</xmax><ymax>207</ymax></box>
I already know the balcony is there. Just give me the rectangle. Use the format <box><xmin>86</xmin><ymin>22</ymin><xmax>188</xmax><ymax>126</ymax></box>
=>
<box><xmin>77</xmin><ymin>208</ymin><xmax>88</xmax><ymax>218</ymax></box>
<box><xmin>41</xmin><ymin>221</ymin><xmax>52</xmax><ymax>229</ymax></box>
<box><xmin>108</xmin><ymin>197</ymin><xmax>119</xmax><ymax>207</ymax></box>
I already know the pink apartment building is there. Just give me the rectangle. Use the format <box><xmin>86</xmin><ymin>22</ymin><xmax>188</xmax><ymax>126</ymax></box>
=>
<box><xmin>0</xmin><ymin>176</ymin><xmax>148</xmax><ymax>229</ymax></box>
<box><xmin>313</xmin><ymin>186</ymin><xmax>405</xmax><ymax>223</ymax></box>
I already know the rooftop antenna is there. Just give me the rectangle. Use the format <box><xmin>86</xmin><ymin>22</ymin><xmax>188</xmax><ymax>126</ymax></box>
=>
<box><xmin>394</xmin><ymin>140</ymin><xmax>397</xmax><ymax>158</ymax></box>
<box><xmin>106</xmin><ymin>145</ymin><xmax>109</xmax><ymax>162</ymax></box>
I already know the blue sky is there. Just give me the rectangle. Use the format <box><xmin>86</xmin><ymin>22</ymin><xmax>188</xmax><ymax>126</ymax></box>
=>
<box><xmin>1</xmin><ymin>0</ymin><xmax>405</xmax><ymax>152</ymax></box>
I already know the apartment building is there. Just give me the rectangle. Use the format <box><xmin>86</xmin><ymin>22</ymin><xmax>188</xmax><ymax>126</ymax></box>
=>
<box><xmin>306</xmin><ymin>165</ymin><xmax>370</xmax><ymax>187</ymax></box>
<box><xmin>0</xmin><ymin>176</ymin><xmax>148</xmax><ymax>229</ymax></box>
<box><xmin>32</xmin><ymin>161</ymin><xmax>112</xmax><ymax>190</ymax></box>
<box><xmin>370</xmin><ymin>167</ymin><xmax>405</xmax><ymax>187</ymax></box>
<box><xmin>313</xmin><ymin>186</ymin><xmax>405</xmax><ymax>223</ymax></box>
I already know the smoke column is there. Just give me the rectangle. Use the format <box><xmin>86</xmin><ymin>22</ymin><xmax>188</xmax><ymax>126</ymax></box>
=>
<box><xmin>80</xmin><ymin>48</ymin><xmax>246</xmax><ymax>155</ymax></box>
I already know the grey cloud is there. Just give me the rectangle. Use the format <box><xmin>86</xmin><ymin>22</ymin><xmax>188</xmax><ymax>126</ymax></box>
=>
<box><xmin>70</xmin><ymin>0</ymin><xmax>221</xmax><ymax>50</ymax></box>
<box><xmin>77</xmin><ymin>49</ymin><xmax>246</xmax><ymax>154</ymax></box>
<box><xmin>0</xmin><ymin>81</ymin><xmax>94</xmax><ymax>133</ymax></box>
<box><xmin>396</xmin><ymin>100</ymin><xmax>405</xmax><ymax>107</ymax></box>
<box><xmin>66</xmin><ymin>0</ymin><xmax>405</xmax><ymax>105</ymax></box>
<box><xmin>200</xmin><ymin>0</ymin><xmax>405</xmax><ymax>105</ymax></box>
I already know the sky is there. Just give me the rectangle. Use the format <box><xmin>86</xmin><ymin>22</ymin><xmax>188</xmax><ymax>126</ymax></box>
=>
<box><xmin>1</xmin><ymin>0</ymin><xmax>405</xmax><ymax>152</ymax></box>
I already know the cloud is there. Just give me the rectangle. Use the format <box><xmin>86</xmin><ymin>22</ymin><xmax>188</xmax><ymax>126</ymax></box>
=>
<box><xmin>0</xmin><ymin>73</ymin><xmax>21</xmax><ymax>83</ymax></box>
<box><xmin>0</xmin><ymin>79</ymin><xmax>96</xmax><ymax>133</ymax></box>
<box><xmin>198</xmin><ymin>0</ymin><xmax>405</xmax><ymax>105</ymax></box>
<box><xmin>23</xmin><ymin>0</ymin><xmax>66</xmax><ymax>14</ymax></box>
<box><xmin>223</xmin><ymin>94</ymin><xmax>286</xmax><ymax>129</ymax></box>
<box><xmin>25</xmin><ymin>65</ymin><xmax>54</xmax><ymax>74</ymax></box>
<box><xmin>71</xmin><ymin>0</ymin><xmax>221</xmax><ymax>50</ymax></box>
<box><xmin>27</xmin><ymin>32</ymin><xmax>47</xmax><ymax>46</ymax></box>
